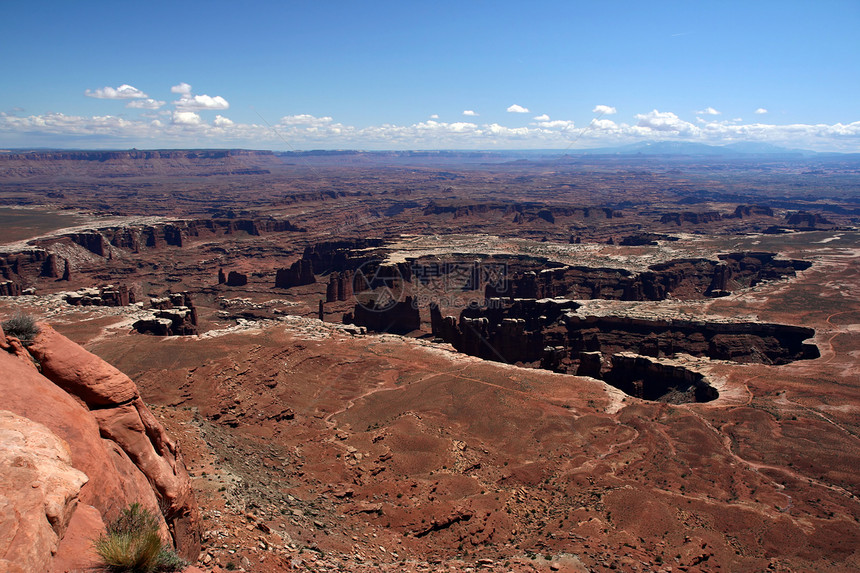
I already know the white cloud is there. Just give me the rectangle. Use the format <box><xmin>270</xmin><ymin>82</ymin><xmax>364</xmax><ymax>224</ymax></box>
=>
<box><xmin>533</xmin><ymin>114</ymin><xmax>550</xmax><ymax>121</ymax></box>
<box><xmin>430</xmin><ymin>114</ymin><xmax>439</xmax><ymax>119</ymax></box>
<box><xmin>126</xmin><ymin>98</ymin><xmax>165</xmax><ymax>110</ymax></box>
<box><xmin>591</xmin><ymin>119</ymin><xmax>620</xmax><ymax>132</ymax></box>
<box><xmin>278</xmin><ymin>114</ymin><xmax>334</xmax><ymax>126</ymax></box>
<box><xmin>171</xmin><ymin>83</ymin><xmax>192</xmax><ymax>95</ymax></box>
<box><xmin>463</xmin><ymin>110</ymin><xmax>478</xmax><ymax>116</ymax></box>
<box><xmin>486</xmin><ymin>123</ymin><xmax>532</xmax><ymax>137</ymax></box>
<box><xmin>536</xmin><ymin>119</ymin><xmax>576</xmax><ymax>129</ymax></box>
<box><xmin>507</xmin><ymin>104</ymin><xmax>529</xmax><ymax>113</ymax></box>
<box><xmin>592</xmin><ymin>105</ymin><xmax>617</xmax><ymax>115</ymax></box>
<box><xmin>697</xmin><ymin>106</ymin><xmax>721</xmax><ymax>115</ymax></box>
<box><xmin>446</xmin><ymin>122</ymin><xmax>479</xmax><ymax>132</ymax></box>
<box><xmin>169</xmin><ymin>83</ymin><xmax>229</xmax><ymax>111</ymax></box>
<box><xmin>0</xmin><ymin>112</ymin><xmax>147</xmax><ymax>138</ymax></box>
<box><xmin>635</xmin><ymin>110</ymin><xmax>698</xmax><ymax>135</ymax></box>
<box><xmin>172</xmin><ymin>111</ymin><xmax>202</xmax><ymax>125</ymax></box>
<box><xmin>3</xmin><ymin>106</ymin><xmax>860</xmax><ymax>152</ymax></box>
<box><xmin>213</xmin><ymin>115</ymin><xmax>234</xmax><ymax>127</ymax></box>
<box><xmin>174</xmin><ymin>94</ymin><xmax>229</xmax><ymax>111</ymax></box>
<box><xmin>85</xmin><ymin>84</ymin><xmax>148</xmax><ymax>99</ymax></box>
<box><xmin>755</xmin><ymin>108</ymin><xmax>768</xmax><ymax>114</ymax></box>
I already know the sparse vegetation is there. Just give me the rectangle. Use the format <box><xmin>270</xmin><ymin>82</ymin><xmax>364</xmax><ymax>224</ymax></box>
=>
<box><xmin>1</xmin><ymin>313</ymin><xmax>40</xmax><ymax>346</ymax></box>
<box><xmin>94</xmin><ymin>503</ymin><xmax>186</xmax><ymax>573</ymax></box>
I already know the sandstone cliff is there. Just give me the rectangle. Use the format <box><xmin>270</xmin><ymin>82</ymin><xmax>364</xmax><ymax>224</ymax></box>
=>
<box><xmin>432</xmin><ymin>297</ymin><xmax>819</xmax><ymax>402</ymax></box>
<box><xmin>0</xmin><ymin>322</ymin><xmax>200</xmax><ymax>572</ymax></box>
<box><xmin>0</xmin><ymin>217</ymin><xmax>304</xmax><ymax>296</ymax></box>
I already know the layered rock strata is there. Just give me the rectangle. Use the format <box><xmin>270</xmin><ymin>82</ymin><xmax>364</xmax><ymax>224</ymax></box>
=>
<box><xmin>133</xmin><ymin>292</ymin><xmax>199</xmax><ymax>336</ymax></box>
<box><xmin>431</xmin><ymin>298</ymin><xmax>819</xmax><ymax>402</ymax></box>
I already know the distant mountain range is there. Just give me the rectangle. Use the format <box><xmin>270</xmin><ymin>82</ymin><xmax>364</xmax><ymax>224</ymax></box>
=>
<box><xmin>569</xmin><ymin>140</ymin><xmax>814</xmax><ymax>156</ymax></box>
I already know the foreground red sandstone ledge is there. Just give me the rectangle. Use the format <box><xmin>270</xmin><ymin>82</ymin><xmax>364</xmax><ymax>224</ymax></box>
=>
<box><xmin>0</xmin><ymin>323</ymin><xmax>201</xmax><ymax>571</ymax></box>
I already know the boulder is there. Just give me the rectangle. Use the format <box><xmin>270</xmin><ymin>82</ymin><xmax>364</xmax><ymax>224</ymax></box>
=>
<box><xmin>91</xmin><ymin>397</ymin><xmax>199</xmax><ymax>553</ymax></box>
<box><xmin>48</xmin><ymin>503</ymin><xmax>104</xmax><ymax>573</ymax></box>
<box><xmin>0</xmin><ymin>345</ymin><xmax>162</xmax><ymax>541</ymax></box>
<box><xmin>27</xmin><ymin>325</ymin><xmax>139</xmax><ymax>407</ymax></box>
<box><xmin>0</xmin><ymin>411</ymin><xmax>88</xmax><ymax>573</ymax></box>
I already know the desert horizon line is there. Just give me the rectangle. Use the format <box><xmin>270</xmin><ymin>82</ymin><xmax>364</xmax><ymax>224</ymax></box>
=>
<box><xmin>1</xmin><ymin>141</ymin><xmax>856</xmax><ymax>155</ymax></box>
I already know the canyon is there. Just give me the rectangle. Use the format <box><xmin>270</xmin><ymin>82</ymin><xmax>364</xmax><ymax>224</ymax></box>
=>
<box><xmin>0</xmin><ymin>149</ymin><xmax>859</xmax><ymax>572</ymax></box>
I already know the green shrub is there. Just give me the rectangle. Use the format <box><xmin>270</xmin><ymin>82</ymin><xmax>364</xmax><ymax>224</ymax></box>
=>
<box><xmin>155</xmin><ymin>547</ymin><xmax>187</xmax><ymax>572</ymax></box>
<box><xmin>1</xmin><ymin>313</ymin><xmax>40</xmax><ymax>346</ymax></box>
<box><xmin>94</xmin><ymin>503</ymin><xmax>186</xmax><ymax>573</ymax></box>
<box><xmin>94</xmin><ymin>528</ymin><xmax>162</xmax><ymax>573</ymax></box>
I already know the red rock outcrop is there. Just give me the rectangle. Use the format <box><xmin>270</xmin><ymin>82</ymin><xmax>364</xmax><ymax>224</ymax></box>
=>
<box><xmin>659</xmin><ymin>211</ymin><xmax>722</xmax><ymax>225</ymax></box>
<box><xmin>301</xmin><ymin>239</ymin><xmax>386</xmax><ymax>273</ymax></box>
<box><xmin>786</xmin><ymin>210</ymin><xmax>833</xmax><ymax>228</ymax></box>
<box><xmin>275</xmin><ymin>258</ymin><xmax>316</xmax><ymax>288</ymax></box>
<box><xmin>0</xmin><ymin>279</ymin><xmax>22</xmax><ymax>296</ymax></box>
<box><xmin>0</xmin><ymin>324</ymin><xmax>201</xmax><ymax>570</ymax></box>
<box><xmin>564</xmin><ymin>314</ymin><xmax>820</xmax><ymax>365</ymax></box>
<box><xmin>27</xmin><ymin>326</ymin><xmax>140</xmax><ymax>407</ymax></box>
<box><xmin>730</xmin><ymin>204</ymin><xmax>774</xmax><ymax>218</ymax></box>
<box><xmin>326</xmin><ymin>270</ymin><xmax>354</xmax><ymax>302</ymax></box>
<box><xmin>48</xmin><ymin>503</ymin><xmax>104</xmax><ymax>573</ymax></box>
<box><xmin>134</xmin><ymin>292</ymin><xmax>199</xmax><ymax>336</ymax></box>
<box><xmin>347</xmin><ymin>295</ymin><xmax>421</xmax><ymax>334</ymax></box>
<box><xmin>0</xmin><ymin>411</ymin><xmax>89</xmax><ymax>573</ymax></box>
<box><xmin>225</xmin><ymin>271</ymin><xmax>248</xmax><ymax>286</ymax></box>
<box><xmin>0</xmin><ymin>248</ymin><xmax>70</xmax><ymax>295</ymax></box>
<box><xmin>63</xmin><ymin>284</ymin><xmax>133</xmax><ymax>306</ymax></box>
<box><xmin>68</xmin><ymin>232</ymin><xmax>108</xmax><ymax>256</ymax></box>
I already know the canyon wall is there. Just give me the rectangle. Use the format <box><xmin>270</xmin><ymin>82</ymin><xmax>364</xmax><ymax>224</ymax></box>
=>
<box><xmin>431</xmin><ymin>297</ymin><xmax>818</xmax><ymax>402</ymax></box>
<box><xmin>0</xmin><ymin>217</ymin><xmax>303</xmax><ymax>294</ymax></box>
<box><xmin>485</xmin><ymin>252</ymin><xmax>811</xmax><ymax>301</ymax></box>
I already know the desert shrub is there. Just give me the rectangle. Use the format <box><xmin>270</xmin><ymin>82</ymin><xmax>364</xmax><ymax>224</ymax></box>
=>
<box><xmin>1</xmin><ymin>313</ymin><xmax>40</xmax><ymax>346</ymax></box>
<box><xmin>94</xmin><ymin>503</ymin><xmax>186</xmax><ymax>573</ymax></box>
<box><xmin>154</xmin><ymin>547</ymin><xmax>187</xmax><ymax>572</ymax></box>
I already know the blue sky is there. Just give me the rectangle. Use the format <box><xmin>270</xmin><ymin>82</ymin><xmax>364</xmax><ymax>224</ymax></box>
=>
<box><xmin>2</xmin><ymin>1</ymin><xmax>858</xmax><ymax>151</ymax></box>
